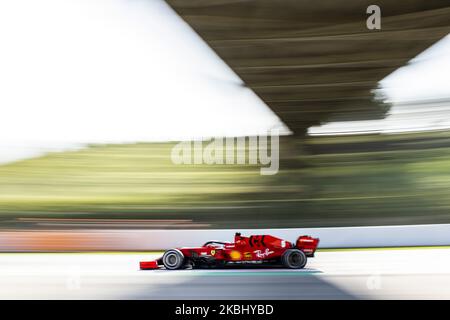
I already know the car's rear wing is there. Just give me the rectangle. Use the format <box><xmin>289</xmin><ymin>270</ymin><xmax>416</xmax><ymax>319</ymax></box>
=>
<box><xmin>296</xmin><ymin>235</ymin><xmax>320</xmax><ymax>257</ymax></box>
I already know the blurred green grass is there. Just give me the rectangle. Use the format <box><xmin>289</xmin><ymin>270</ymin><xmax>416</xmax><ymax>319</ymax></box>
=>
<box><xmin>1</xmin><ymin>131</ymin><xmax>450</xmax><ymax>228</ymax></box>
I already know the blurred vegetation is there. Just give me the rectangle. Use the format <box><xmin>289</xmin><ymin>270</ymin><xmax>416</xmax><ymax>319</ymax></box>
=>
<box><xmin>1</xmin><ymin>130</ymin><xmax>450</xmax><ymax>228</ymax></box>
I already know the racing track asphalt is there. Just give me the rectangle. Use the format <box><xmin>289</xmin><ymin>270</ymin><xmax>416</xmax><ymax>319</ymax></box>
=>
<box><xmin>0</xmin><ymin>248</ymin><xmax>450</xmax><ymax>299</ymax></box>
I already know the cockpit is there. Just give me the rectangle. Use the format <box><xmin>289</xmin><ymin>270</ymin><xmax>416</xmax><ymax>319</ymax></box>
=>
<box><xmin>202</xmin><ymin>241</ymin><xmax>230</xmax><ymax>249</ymax></box>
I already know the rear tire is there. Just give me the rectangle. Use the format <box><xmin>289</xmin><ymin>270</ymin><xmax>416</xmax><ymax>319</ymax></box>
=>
<box><xmin>282</xmin><ymin>249</ymin><xmax>307</xmax><ymax>269</ymax></box>
<box><xmin>162</xmin><ymin>249</ymin><xmax>185</xmax><ymax>270</ymax></box>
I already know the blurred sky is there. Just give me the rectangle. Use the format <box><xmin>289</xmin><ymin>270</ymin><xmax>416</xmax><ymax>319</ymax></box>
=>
<box><xmin>0</xmin><ymin>0</ymin><xmax>288</xmax><ymax>164</ymax></box>
<box><xmin>0</xmin><ymin>0</ymin><xmax>449</xmax><ymax>162</ymax></box>
<box><xmin>381</xmin><ymin>34</ymin><xmax>450</xmax><ymax>103</ymax></box>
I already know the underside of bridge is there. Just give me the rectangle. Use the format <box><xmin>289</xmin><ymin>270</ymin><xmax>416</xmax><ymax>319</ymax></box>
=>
<box><xmin>166</xmin><ymin>0</ymin><xmax>450</xmax><ymax>135</ymax></box>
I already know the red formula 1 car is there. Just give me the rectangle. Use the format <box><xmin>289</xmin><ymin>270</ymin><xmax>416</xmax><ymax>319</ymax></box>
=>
<box><xmin>140</xmin><ymin>232</ymin><xmax>319</xmax><ymax>270</ymax></box>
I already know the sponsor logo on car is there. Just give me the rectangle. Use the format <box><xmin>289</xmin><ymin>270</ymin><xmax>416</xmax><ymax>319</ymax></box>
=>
<box><xmin>229</xmin><ymin>250</ymin><xmax>242</xmax><ymax>260</ymax></box>
<box><xmin>254</xmin><ymin>248</ymin><xmax>274</xmax><ymax>258</ymax></box>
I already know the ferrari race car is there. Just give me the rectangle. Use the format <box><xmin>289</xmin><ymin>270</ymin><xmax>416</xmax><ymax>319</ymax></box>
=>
<box><xmin>140</xmin><ymin>232</ymin><xmax>319</xmax><ymax>270</ymax></box>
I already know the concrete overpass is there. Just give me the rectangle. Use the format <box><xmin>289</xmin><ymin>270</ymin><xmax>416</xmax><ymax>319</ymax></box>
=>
<box><xmin>166</xmin><ymin>0</ymin><xmax>450</xmax><ymax>135</ymax></box>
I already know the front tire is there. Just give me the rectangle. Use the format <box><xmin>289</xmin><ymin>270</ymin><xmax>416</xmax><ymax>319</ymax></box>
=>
<box><xmin>282</xmin><ymin>249</ymin><xmax>307</xmax><ymax>269</ymax></box>
<box><xmin>162</xmin><ymin>249</ymin><xmax>185</xmax><ymax>270</ymax></box>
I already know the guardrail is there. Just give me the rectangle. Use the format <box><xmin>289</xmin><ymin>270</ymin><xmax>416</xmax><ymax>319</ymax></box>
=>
<box><xmin>1</xmin><ymin>223</ymin><xmax>450</xmax><ymax>251</ymax></box>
